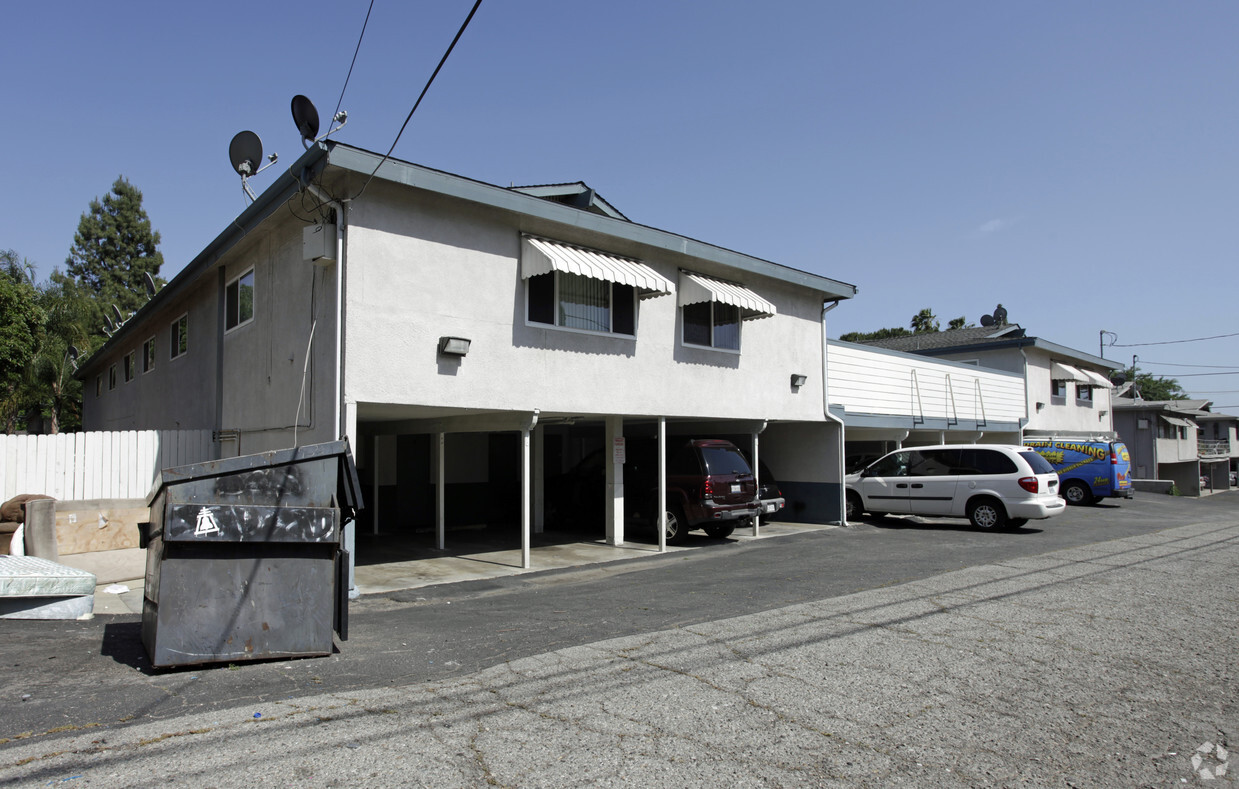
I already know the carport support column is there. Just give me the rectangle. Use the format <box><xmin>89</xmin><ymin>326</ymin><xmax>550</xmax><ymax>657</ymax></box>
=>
<box><xmin>605</xmin><ymin>416</ymin><xmax>624</xmax><ymax>546</ymax></box>
<box><xmin>436</xmin><ymin>432</ymin><xmax>446</xmax><ymax>551</ymax></box>
<box><xmin>657</xmin><ymin>417</ymin><xmax>666</xmax><ymax>552</ymax></box>
<box><xmin>751</xmin><ymin>433</ymin><xmax>761</xmax><ymax>536</ymax></box>
<box><xmin>532</xmin><ymin>424</ymin><xmax>544</xmax><ymax>534</ymax></box>
<box><xmin>521</xmin><ymin>426</ymin><xmax>532</xmax><ymax>569</ymax></box>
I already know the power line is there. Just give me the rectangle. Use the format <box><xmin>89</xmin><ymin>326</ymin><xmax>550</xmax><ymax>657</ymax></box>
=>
<box><xmin>1139</xmin><ymin>360</ymin><xmax>1239</xmax><ymax>369</ymax></box>
<box><xmin>1166</xmin><ymin>371</ymin><xmax>1239</xmax><ymax>378</ymax></box>
<box><xmin>332</xmin><ymin>0</ymin><xmax>376</xmax><ymax>123</ymax></box>
<box><xmin>1111</xmin><ymin>330</ymin><xmax>1239</xmax><ymax>348</ymax></box>
<box><xmin>352</xmin><ymin>0</ymin><xmax>485</xmax><ymax>201</ymax></box>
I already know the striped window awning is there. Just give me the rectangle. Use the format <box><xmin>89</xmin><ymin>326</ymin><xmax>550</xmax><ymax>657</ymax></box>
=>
<box><xmin>1080</xmin><ymin>369</ymin><xmax>1113</xmax><ymax>388</ymax></box>
<box><xmin>677</xmin><ymin>271</ymin><xmax>776</xmax><ymax>320</ymax></box>
<box><xmin>521</xmin><ymin>236</ymin><xmax>673</xmax><ymax>297</ymax></box>
<box><xmin>1050</xmin><ymin>362</ymin><xmax>1087</xmax><ymax>382</ymax></box>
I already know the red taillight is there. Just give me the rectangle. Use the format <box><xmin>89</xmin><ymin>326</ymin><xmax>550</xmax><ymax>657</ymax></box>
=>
<box><xmin>1110</xmin><ymin>449</ymin><xmax>1117</xmax><ymax>465</ymax></box>
<box><xmin>703</xmin><ymin>478</ymin><xmax>714</xmax><ymax>497</ymax></box>
<box><xmin>1018</xmin><ymin>477</ymin><xmax>1039</xmax><ymax>493</ymax></box>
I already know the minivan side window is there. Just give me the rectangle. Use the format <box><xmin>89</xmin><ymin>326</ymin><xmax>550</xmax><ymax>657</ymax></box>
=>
<box><xmin>868</xmin><ymin>452</ymin><xmax>909</xmax><ymax>477</ymax></box>
<box><xmin>960</xmin><ymin>449</ymin><xmax>1018</xmax><ymax>475</ymax></box>
<box><xmin>909</xmin><ymin>449</ymin><xmax>959</xmax><ymax>476</ymax></box>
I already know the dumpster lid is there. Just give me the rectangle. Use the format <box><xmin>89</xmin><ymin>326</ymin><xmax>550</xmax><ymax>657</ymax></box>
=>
<box><xmin>147</xmin><ymin>439</ymin><xmax>364</xmax><ymax>517</ymax></box>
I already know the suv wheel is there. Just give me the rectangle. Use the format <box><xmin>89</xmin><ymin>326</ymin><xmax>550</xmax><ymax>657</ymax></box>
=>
<box><xmin>664</xmin><ymin>506</ymin><xmax>689</xmax><ymax>544</ymax></box>
<box><xmin>967</xmin><ymin>497</ymin><xmax>1008</xmax><ymax>530</ymax></box>
<box><xmin>703</xmin><ymin>523</ymin><xmax>734</xmax><ymax>539</ymax></box>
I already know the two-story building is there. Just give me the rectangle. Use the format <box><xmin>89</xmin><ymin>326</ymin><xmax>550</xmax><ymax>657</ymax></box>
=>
<box><xmin>76</xmin><ymin>142</ymin><xmax>857</xmax><ymax>582</ymax></box>
<box><xmin>1113</xmin><ymin>398</ymin><xmax>1235</xmax><ymax>494</ymax></box>
<box><xmin>856</xmin><ymin>323</ymin><xmax>1119</xmax><ymax>442</ymax></box>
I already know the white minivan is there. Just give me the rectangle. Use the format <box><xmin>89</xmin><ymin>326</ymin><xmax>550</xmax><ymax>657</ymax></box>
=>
<box><xmin>844</xmin><ymin>444</ymin><xmax>1065</xmax><ymax>530</ymax></box>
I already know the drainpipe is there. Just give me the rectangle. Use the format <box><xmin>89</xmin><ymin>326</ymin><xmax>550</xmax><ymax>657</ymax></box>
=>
<box><xmin>821</xmin><ymin>299</ymin><xmax>846</xmax><ymax>524</ymax></box>
<box><xmin>306</xmin><ymin>184</ymin><xmax>346</xmax><ymax>441</ymax></box>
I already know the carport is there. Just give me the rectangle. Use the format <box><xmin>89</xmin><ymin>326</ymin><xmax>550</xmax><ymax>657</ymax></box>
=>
<box><xmin>354</xmin><ymin>407</ymin><xmax>842</xmax><ymax>573</ymax></box>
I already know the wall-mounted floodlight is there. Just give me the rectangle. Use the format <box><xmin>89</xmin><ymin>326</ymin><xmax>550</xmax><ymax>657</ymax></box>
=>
<box><xmin>439</xmin><ymin>336</ymin><xmax>471</xmax><ymax>356</ymax></box>
<box><xmin>790</xmin><ymin>373</ymin><xmax>808</xmax><ymax>388</ymax></box>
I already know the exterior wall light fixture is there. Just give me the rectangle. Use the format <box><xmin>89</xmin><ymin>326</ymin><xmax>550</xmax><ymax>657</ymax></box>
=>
<box><xmin>790</xmin><ymin>373</ymin><xmax>808</xmax><ymax>388</ymax></box>
<box><xmin>438</xmin><ymin>336</ymin><xmax>471</xmax><ymax>356</ymax></box>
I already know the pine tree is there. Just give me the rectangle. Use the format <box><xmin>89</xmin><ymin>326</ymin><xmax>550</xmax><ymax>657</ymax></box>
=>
<box><xmin>0</xmin><ymin>250</ymin><xmax>46</xmax><ymax>433</ymax></box>
<box><xmin>66</xmin><ymin>177</ymin><xmax>164</xmax><ymax>331</ymax></box>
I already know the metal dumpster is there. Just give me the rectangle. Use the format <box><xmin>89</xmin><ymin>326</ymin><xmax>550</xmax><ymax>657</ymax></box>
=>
<box><xmin>141</xmin><ymin>440</ymin><xmax>362</xmax><ymax>667</ymax></box>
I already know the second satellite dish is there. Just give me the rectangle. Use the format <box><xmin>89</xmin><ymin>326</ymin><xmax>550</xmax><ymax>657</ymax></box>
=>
<box><xmin>229</xmin><ymin>131</ymin><xmax>264</xmax><ymax>176</ymax></box>
<box><xmin>292</xmin><ymin>95</ymin><xmax>320</xmax><ymax>148</ymax></box>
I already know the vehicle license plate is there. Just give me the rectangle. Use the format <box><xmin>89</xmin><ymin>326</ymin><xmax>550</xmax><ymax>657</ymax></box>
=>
<box><xmin>730</xmin><ymin>484</ymin><xmax>741</xmax><ymax>493</ymax></box>
<box><xmin>764</xmin><ymin>503</ymin><xmax>776</xmax><ymax>513</ymax></box>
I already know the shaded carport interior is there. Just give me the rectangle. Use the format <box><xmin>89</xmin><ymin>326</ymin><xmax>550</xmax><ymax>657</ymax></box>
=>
<box><xmin>350</xmin><ymin>403</ymin><xmax>844</xmax><ymax>573</ymax></box>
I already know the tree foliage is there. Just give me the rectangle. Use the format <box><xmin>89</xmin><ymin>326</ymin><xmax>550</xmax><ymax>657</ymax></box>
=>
<box><xmin>0</xmin><ymin>250</ymin><xmax>45</xmax><ymax>432</ymax></box>
<box><xmin>1123</xmin><ymin>367</ymin><xmax>1189</xmax><ymax>401</ymax></box>
<box><xmin>66</xmin><ymin>176</ymin><xmax>164</xmax><ymax>334</ymax></box>
<box><xmin>909</xmin><ymin>307</ymin><xmax>939</xmax><ymax>334</ymax></box>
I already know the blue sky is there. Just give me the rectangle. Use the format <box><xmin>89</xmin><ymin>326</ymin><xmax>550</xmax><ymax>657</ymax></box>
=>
<box><xmin>4</xmin><ymin>2</ymin><xmax>1237</xmax><ymax>404</ymax></box>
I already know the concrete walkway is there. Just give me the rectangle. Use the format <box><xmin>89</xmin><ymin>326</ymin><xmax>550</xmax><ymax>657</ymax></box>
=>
<box><xmin>9</xmin><ymin>518</ymin><xmax>1236</xmax><ymax>786</ymax></box>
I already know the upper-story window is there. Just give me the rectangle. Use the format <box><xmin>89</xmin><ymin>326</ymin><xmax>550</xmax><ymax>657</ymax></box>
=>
<box><xmin>142</xmin><ymin>337</ymin><xmax>156</xmax><ymax>373</ymax></box>
<box><xmin>1050</xmin><ymin>380</ymin><xmax>1067</xmax><ymax>399</ymax></box>
<box><xmin>225</xmin><ymin>269</ymin><xmax>255</xmax><ymax>331</ymax></box>
<box><xmin>170</xmin><ymin>314</ymin><xmax>188</xmax><ymax>359</ymax></box>
<box><xmin>521</xmin><ymin>236</ymin><xmax>672</xmax><ymax>337</ymax></box>
<box><xmin>678</xmin><ymin>271</ymin><xmax>775</xmax><ymax>352</ymax></box>
<box><xmin>123</xmin><ymin>350</ymin><xmax>136</xmax><ymax>383</ymax></box>
<box><xmin>108</xmin><ymin>365</ymin><xmax>117</xmax><ymax>391</ymax></box>
<box><xmin>1076</xmin><ymin>384</ymin><xmax>1092</xmax><ymax>402</ymax></box>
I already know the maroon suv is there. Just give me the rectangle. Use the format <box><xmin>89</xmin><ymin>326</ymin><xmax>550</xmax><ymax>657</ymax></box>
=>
<box><xmin>630</xmin><ymin>438</ymin><xmax>760</xmax><ymax>543</ymax></box>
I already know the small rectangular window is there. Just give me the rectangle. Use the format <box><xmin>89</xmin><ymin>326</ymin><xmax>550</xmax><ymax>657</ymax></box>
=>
<box><xmin>225</xmin><ymin>269</ymin><xmax>255</xmax><ymax>331</ymax></box>
<box><xmin>108</xmin><ymin>365</ymin><xmax>117</xmax><ymax>391</ymax></box>
<box><xmin>123</xmin><ymin>351</ymin><xmax>136</xmax><ymax>383</ymax></box>
<box><xmin>143</xmin><ymin>337</ymin><xmax>156</xmax><ymax>373</ymax></box>
<box><xmin>1051</xmin><ymin>380</ymin><xmax>1067</xmax><ymax>399</ymax></box>
<box><xmin>96</xmin><ymin>376</ymin><xmax>102</xmax><ymax>397</ymax></box>
<box><xmin>682</xmin><ymin>301</ymin><xmax>741</xmax><ymax>351</ymax></box>
<box><xmin>170</xmin><ymin>314</ymin><xmax>188</xmax><ymax>359</ymax></box>
<box><xmin>526</xmin><ymin>272</ymin><xmax>635</xmax><ymax>336</ymax></box>
<box><xmin>1076</xmin><ymin>385</ymin><xmax>1092</xmax><ymax>402</ymax></box>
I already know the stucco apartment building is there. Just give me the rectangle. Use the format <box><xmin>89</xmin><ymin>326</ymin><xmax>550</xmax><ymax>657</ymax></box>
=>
<box><xmin>77</xmin><ymin>142</ymin><xmax>857</xmax><ymax>575</ymax></box>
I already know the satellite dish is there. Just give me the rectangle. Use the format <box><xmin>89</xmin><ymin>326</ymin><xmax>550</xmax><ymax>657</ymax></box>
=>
<box><xmin>980</xmin><ymin>314</ymin><xmax>995</xmax><ymax>327</ymax></box>
<box><xmin>111</xmin><ymin>304</ymin><xmax>123</xmax><ymax>323</ymax></box>
<box><xmin>144</xmin><ymin>271</ymin><xmax>157</xmax><ymax>297</ymax></box>
<box><xmin>67</xmin><ymin>345</ymin><xmax>80</xmax><ymax>361</ymax></box>
<box><xmin>993</xmin><ymin>304</ymin><xmax>1008</xmax><ymax>324</ymax></box>
<box><xmin>229</xmin><ymin>131</ymin><xmax>264</xmax><ymax>176</ymax></box>
<box><xmin>291</xmin><ymin>95</ymin><xmax>320</xmax><ymax>147</ymax></box>
<box><xmin>104</xmin><ymin>315</ymin><xmax>115</xmax><ymax>332</ymax></box>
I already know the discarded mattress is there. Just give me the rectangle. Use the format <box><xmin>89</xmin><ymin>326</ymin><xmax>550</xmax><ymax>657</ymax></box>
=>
<box><xmin>0</xmin><ymin>555</ymin><xmax>96</xmax><ymax>620</ymax></box>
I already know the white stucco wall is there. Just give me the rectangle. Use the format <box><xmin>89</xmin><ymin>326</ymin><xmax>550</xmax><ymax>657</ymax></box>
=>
<box><xmin>343</xmin><ymin>183</ymin><xmax>830</xmax><ymax>423</ymax></box>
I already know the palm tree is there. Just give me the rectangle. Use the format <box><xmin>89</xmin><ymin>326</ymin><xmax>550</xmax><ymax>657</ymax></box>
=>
<box><xmin>909</xmin><ymin>308</ymin><xmax>939</xmax><ymax>334</ymax></box>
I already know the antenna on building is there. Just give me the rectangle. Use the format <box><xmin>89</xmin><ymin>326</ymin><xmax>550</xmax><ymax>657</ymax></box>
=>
<box><xmin>292</xmin><ymin>94</ymin><xmax>348</xmax><ymax>150</ymax></box>
<box><xmin>143</xmin><ymin>271</ymin><xmax>158</xmax><ymax>297</ymax></box>
<box><xmin>228</xmin><ymin>130</ymin><xmax>278</xmax><ymax>203</ymax></box>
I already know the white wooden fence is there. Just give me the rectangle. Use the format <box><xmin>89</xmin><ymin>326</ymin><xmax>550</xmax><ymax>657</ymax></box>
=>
<box><xmin>0</xmin><ymin>430</ymin><xmax>214</xmax><ymax>502</ymax></box>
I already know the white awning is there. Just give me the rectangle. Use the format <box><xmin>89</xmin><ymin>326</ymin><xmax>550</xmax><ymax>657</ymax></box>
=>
<box><xmin>677</xmin><ymin>271</ymin><xmax>776</xmax><ymax>319</ymax></box>
<box><xmin>521</xmin><ymin>236</ymin><xmax>673</xmax><ymax>297</ymax></box>
<box><xmin>1160</xmin><ymin>415</ymin><xmax>1196</xmax><ymax>429</ymax></box>
<box><xmin>1081</xmin><ymin>369</ymin><xmax>1113</xmax><ymax>388</ymax></box>
<box><xmin>1050</xmin><ymin>362</ymin><xmax>1087</xmax><ymax>382</ymax></box>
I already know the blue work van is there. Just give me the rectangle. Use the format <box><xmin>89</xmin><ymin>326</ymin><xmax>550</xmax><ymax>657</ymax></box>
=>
<box><xmin>1023</xmin><ymin>439</ymin><xmax>1134</xmax><ymax>505</ymax></box>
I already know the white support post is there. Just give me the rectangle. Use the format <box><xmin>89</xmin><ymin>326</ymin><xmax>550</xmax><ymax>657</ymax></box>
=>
<box><xmin>752</xmin><ymin>433</ymin><xmax>761</xmax><ymax>536</ymax></box>
<box><xmin>521</xmin><ymin>427</ymin><xmax>531</xmax><ymax>569</ymax></box>
<box><xmin>605</xmin><ymin>416</ymin><xmax>624</xmax><ymax>546</ymax></box>
<box><xmin>436</xmin><ymin>432</ymin><xmax>446</xmax><ymax>551</ymax></box>
<box><xmin>657</xmin><ymin>417</ymin><xmax>666</xmax><ymax>553</ymax></box>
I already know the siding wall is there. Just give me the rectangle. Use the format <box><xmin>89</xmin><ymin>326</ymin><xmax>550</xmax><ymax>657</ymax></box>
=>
<box><xmin>0</xmin><ymin>430</ymin><xmax>213</xmax><ymax>501</ymax></box>
<box><xmin>827</xmin><ymin>342</ymin><xmax>1025</xmax><ymax>424</ymax></box>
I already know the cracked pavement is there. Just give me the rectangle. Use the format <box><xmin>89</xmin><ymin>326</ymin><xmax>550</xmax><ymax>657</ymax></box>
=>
<box><xmin>1</xmin><ymin>508</ymin><xmax>1235</xmax><ymax>787</ymax></box>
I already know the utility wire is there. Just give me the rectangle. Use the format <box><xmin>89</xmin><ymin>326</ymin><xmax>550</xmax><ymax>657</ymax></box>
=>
<box><xmin>351</xmin><ymin>0</ymin><xmax>485</xmax><ymax>201</ymax></box>
<box><xmin>1138</xmin><ymin>360</ymin><xmax>1239</xmax><ymax>370</ymax></box>
<box><xmin>333</xmin><ymin>0</ymin><xmax>375</xmax><ymax>124</ymax></box>
<box><xmin>1111</xmin><ymin>330</ymin><xmax>1239</xmax><ymax>347</ymax></box>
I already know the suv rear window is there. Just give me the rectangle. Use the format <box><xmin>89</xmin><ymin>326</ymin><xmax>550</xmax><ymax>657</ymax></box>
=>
<box><xmin>700</xmin><ymin>446</ymin><xmax>752</xmax><ymax>475</ymax></box>
<box><xmin>1019</xmin><ymin>451</ymin><xmax>1056</xmax><ymax>475</ymax></box>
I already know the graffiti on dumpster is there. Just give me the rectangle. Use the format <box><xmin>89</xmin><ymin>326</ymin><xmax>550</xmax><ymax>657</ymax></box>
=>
<box><xmin>166</xmin><ymin>503</ymin><xmax>336</xmax><ymax>543</ymax></box>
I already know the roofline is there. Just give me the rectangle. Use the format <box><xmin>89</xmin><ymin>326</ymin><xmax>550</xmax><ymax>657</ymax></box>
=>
<box><xmin>324</xmin><ymin>143</ymin><xmax>857</xmax><ymax>300</ymax></box>
<box><xmin>894</xmin><ymin>335</ymin><xmax>1115</xmax><ymax>370</ymax></box>
<box><xmin>77</xmin><ymin>143</ymin><xmax>331</xmax><ymax>377</ymax></box>
<box><xmin>828</xmin><ymin>338</ymin><xmax>1024</xmax><ymax>379</ymax></box>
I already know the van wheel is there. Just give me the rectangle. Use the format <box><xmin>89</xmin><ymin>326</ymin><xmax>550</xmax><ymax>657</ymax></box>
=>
<box><xmin>664</xmin><ymin>506</ymin><xmax>689</xmax><ymax>544</ymax></box>
<box><xmin>1061</xmin><ymin>481</ymin><xmax>1094</xmax><ymax>506</ymax></box>
<box><xmin>967</xmin><ymin>497</ymin><xmax>1007</xmax><ymax>530</ymax></box>
<box><xmin>845</xmin><ymin>491</ymin><xmax>863</xmax><ymax>521</ymax></box>
<box><xmin>703</xmin><ymin>523</ymin><xmax>734</xmax><ymax>539</ymax></box>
